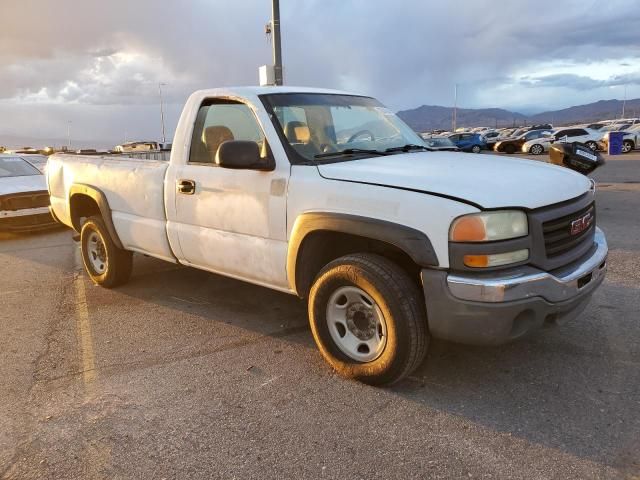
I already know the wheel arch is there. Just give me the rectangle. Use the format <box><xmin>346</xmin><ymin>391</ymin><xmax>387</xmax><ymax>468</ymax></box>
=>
<box><xmin>68</xmin><ymin>184</ymin><xmax>123</xmax><ymax>249</ymax></box>
<box><xmin>287</xmin><ymin>213</ymin><xmax>439</xmax><ymax>297</ymax></box>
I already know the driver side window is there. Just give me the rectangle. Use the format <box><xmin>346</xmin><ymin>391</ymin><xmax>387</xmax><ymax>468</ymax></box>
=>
<box><xmin>189</xmin><ymin>100</ymin><xmax>266</xmax><ymax>164</ymax></box>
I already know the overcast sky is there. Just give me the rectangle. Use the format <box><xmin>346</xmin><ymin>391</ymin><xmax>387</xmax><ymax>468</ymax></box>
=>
<box><xmin>1</xmin><ymin>0</ymin><xmax>639</xmax><ymax>145</ymax></box>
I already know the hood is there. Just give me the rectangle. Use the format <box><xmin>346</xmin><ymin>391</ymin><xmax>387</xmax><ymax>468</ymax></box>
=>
<box><xmin>0</xmin><ymin>175</ymin><xmax>47</xmax><ymax>196</ymax></box>
<box><xmin>317</xmin><ymin>152</ymin><xmax>591</xmax><ymax>209</ymax></box>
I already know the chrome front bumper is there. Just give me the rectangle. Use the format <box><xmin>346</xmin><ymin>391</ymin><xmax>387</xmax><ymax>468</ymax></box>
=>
<box><xmin>420</xmin><ymin>228</ymin><xmax>608</xmax><ymax>345</ymax></box>
<box><xmin>447</xmin><ymin>228</ymin><xmax>608</xmax><ymax>303</ymax></box>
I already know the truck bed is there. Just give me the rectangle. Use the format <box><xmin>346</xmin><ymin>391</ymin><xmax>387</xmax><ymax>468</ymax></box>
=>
<box><xmin>47</xmin><ymin>154</ymin><xmax>175</xmax><ymax>261</ymax></box>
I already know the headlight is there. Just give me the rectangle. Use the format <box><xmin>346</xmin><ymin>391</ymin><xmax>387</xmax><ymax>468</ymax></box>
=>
<box><xmin>450</xmin><ymin>210</ymin><xmax>528</xmax><ymax>242</ymax></box>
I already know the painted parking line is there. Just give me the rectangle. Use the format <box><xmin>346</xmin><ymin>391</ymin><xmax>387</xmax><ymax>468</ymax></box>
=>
<box><xmin>74</xmin><ymin>249</ymin><xmax>96</xmax><ymax>394</ymax></box>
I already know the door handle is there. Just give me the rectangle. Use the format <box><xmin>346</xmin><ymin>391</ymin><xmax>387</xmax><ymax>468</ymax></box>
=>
<box><xmin>177</xmin><ymin>179</ymin><xmax>196</xmax><ymax>195</ymax></box>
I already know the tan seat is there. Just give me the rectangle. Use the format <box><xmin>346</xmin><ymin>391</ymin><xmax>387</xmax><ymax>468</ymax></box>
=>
<box><xmin>284</xmin><ymin>121</ymin><xmax>311</xmax><ymax>143</ymax></box>
<box><xmin>203</xmin><ymin>126</ymin><xmax>234</xmax><ymax>162</ymax></box>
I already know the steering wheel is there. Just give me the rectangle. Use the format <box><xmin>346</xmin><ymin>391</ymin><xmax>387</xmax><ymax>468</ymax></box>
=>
<box><xmin>347</xmin><ymin>130</ymin><xmax>375</xmax><ymax>143</ymax></box>
<box><xmin>320</xmin><ymin>144</ymin><xmax>338</xmax><ymax>154</ymax></box>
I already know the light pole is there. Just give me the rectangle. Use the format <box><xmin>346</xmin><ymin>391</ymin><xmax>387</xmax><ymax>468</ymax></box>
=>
<box><xmin>271</xmin><ymin>0</ymin><xmax>283</xmax><ymax>85</ymax></box>
<box><xmin>67</xmin><ymin>121</ymin><xmax>71</xmax><ymax>150</ymax></box>
<box><xmin>158</xmin><ymin>82</ymin><xmax>167</xmax><ymax>144</ymax></box>
<box><xmin>622</xmin><ymin>84</ymin><xmax>627</xmax><ymax>119</ymax></box>
<box><xmin>452</xmin><ymin>84</ymin><xmax>458</xmax><ymax>132</ymax></box>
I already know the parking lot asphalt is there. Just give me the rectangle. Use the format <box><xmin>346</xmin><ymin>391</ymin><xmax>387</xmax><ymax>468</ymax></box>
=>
<box><xmin>1</xmin><ymin>156</ymin><xmax>639</xmax><ymax>479</ymax></box>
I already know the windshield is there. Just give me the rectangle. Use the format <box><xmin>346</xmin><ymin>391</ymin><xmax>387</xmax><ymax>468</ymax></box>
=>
<box><xmin>20</xmin><ymin>155</ymin><xmax>47</xmax><ymax>169</ymax></box>
<box><xmin>261</xmin><ymin>93</ymin><xmax>425</xmax><ymax>162</ymax></box>
<box><xmin>0</xmin><ymin>157</ymin><xmax>42</xmax><ymax>177</ymax></box>
<box><xmin>426</xmin><ymin>137</ymin><xmax>455</xmax><ymax>147</ymax></box>
<box><xmin>525</xmin><ymin>130</ymin><xmax>550</xmax><ymax>140</ymax></box>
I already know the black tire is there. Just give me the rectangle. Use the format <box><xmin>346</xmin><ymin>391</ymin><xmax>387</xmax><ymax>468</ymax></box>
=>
<box><xmin>622</xmin><ymin>140</ymin><xmax>634</xmax><ymax>153</ymax></box>
<box><xmin>504</xmin><ymin>144</ymin><xmax>516</xmax><ymax>154</ymax></box>
<box><xmin>585</xmin><ymin>141</ymin><xmax>598</xmax><ymax>151</ymax></box>
<box><xmin>471</xmin><ymin>145</ymin><xmax>481</xmax><ymax>154</ymax></box>
<box><xmin>80</xmin><ymin>215</ymin><xmax>133</xmax><ymax>288</ymax></box>
<box><xmin>308</xmin><ymin>253</ymin><xmax>429</xmax><ymax>386</ymax></box>
<box><xmin>529</xmin><ymin>144</ymin><xmax>544</xmax><ymax>155</ymax></box>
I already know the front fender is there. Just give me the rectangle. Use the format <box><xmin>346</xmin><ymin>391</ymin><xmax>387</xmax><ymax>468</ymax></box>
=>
<box><xmin>287</xmin><ymin>212</ymin><xmax>439</xmax><ymax>294</ymax></box>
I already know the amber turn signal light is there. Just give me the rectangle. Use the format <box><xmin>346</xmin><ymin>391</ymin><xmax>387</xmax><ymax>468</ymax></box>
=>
<box><xmin>463</xmin><ymin>254</ymin><xmax>489</xmax><ymax>267</ymax></box>
<box><xmin>463</xmin><ymin>249</ymin><xmax>529</xmax><ymax>268</ymax></box>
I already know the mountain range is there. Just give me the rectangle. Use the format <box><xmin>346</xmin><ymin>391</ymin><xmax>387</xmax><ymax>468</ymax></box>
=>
<box><xmin>397</xmin><ymin>98</ymin><xmax>640</xmax><ymax>132</ymax></box>
<box><xmin>3</xmin><ymin>98</ymin><xmax>640</xmax><ymax>148</ymax></box>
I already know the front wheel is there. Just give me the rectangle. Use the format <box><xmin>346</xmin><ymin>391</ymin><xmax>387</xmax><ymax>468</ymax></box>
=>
<box><xmin>585</xmin><ymin>141</ymin><xmax>598</xmax><ymax>151</ymax></box>
<box><xmin>308</xmin><ymin>253</ymin><xmax>429</xmax><ymax>385</ymax></box>
<box><xmin>622</xmin><ymin>140</ymin><xmax>634</xmax><ymax>153</ymax></box>
<box><xmin>80</xmin><ymin>216</ymin><xmax>133</xmax><ymax>288</ymax></box>
<box><xmin>504</xmin><ymin>144</ymin><xmax>516</xmax><ymax>154</ymax></box>
<box><xmin>471</xmin><ymin>145</ymin><xmax>482</xmax><ymax>154</ymax></box>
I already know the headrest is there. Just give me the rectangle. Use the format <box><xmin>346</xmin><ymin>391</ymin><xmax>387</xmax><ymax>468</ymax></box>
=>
<box><xmin>284</xmin><ymin>121</ymin><xmax>310</xmax><ymax>143</ymax></box>
<box><xmin>203</xmin><ymin>126</ymin><xmax>235</xmax><ymax>154</ymax></box>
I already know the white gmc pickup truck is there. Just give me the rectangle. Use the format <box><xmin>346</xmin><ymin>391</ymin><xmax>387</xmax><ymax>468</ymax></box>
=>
<box><xmin>47</xmin><ymin>86</ymin><xmax>608</xmax><ymax>385</ymax></box>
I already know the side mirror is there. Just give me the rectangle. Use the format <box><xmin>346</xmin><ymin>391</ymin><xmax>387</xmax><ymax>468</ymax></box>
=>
<box><xmin>215</xmin><ymin>140</ymin><xmax>274</xmax><ymax>170</ymax></box>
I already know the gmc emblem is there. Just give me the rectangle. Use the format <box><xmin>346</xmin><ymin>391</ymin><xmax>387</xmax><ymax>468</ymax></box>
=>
<box><xmin>570</xmin><ymin>212</ymin><xmax>594</xmax><ymax>236</ymax></box>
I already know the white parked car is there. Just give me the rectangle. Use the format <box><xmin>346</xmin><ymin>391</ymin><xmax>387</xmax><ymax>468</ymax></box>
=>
<box><xmin>598</xmin><ymin>124</ymin><xmax>640</xmax><ymax>153</ymax></box>
<box><xmin>114</xmin><ymin>141</ymin><xmax>159</xmax><ymax>153</ymax></box>
<box><xmin>46</xmin><ymin>86</ymin><xmax>608</xmax><ymax>385</ymax></box>
<box><xmin>0</xmin><ymin>155</ymin><xmax>56</xmax><ymax>232</ymax></box>
<box><xmin>523</xmin><ymin>127</ymin><xmax>603</xmax><ymax>155</ymax></box>
<box><xmin>521</xmin><ymin>133</ymin><xmax>555</xmax><ymax>155</ymax></box>
<box><xmin>551</xmin><ymin>127</ymin><xmax>602</xmax><ymax>151</ymax></box>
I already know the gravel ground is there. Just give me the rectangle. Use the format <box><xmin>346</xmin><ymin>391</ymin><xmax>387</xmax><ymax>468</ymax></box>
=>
<box><xmin>0</xmin><ymin>157</ymin><xmax>638</xmax><ymax>480</ymax></box>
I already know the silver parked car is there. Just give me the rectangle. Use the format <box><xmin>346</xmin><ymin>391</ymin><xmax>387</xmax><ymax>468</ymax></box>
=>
<box><xmin>0</xmin><ymin>155</ymin><xmax>56</xmax><ymax>232</ymax></box>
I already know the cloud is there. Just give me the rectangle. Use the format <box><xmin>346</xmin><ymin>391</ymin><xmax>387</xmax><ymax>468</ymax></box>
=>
<box><xmin>521</xmin><ymin>72</ymin><xmax>640</xmax><ymax>90</ymax></box>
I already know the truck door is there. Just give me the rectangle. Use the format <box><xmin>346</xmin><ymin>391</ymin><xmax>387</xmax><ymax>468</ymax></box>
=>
<box><xmin>166</xmin><ymin>98</ymin><xmax>290</xmax><ymax>290</ymax></box>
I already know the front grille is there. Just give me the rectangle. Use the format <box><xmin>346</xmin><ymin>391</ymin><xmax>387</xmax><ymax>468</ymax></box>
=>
<box><xmin>527</xmin><ymin>192</ymin><xmax>598</xmax><ymax>271</ymax></box>
<box><xmin>542</xmin><ymin>203</ymin><xmax>595</xmax><ymax>258</ymax></box>
<box><xmin>1</xmin><ymin>191</ymin><xmax>50</xmax><ymax>211</ymax></box>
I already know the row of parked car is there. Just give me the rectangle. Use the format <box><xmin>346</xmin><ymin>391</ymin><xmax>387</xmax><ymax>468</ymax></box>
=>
<box><xmin>421</xmin><ymin>118</ymin><xmax>640</xmax><ymax>155</ymax></box>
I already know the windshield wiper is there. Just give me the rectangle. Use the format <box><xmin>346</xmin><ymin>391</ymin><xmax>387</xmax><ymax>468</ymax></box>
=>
<box><xmin>314</xmin><ymin>148</ymin><xmax>389</xmax><ymax>159</ymax></box>
<box><xmin>384</xmin><ymin>144</ymin><xmax>430</xmax><ymax>153</ymax></box>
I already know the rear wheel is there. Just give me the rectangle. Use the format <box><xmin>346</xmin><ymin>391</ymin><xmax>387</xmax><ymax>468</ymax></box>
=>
<box><xmin>471</xmin><ymin>145</ymin><xmax>481</xmax><ymax>154</ymax></box>
<box><xmin>80</xmin><ymin>216</ymin><xmax>133</xmax><ymax>288</ymax></box>
<box><xmin>308</xmin><ymin>253</ymin><xmax>429</xmax><ymax>385</ymax></box>
<box><xmin>529</xmin><ymin>144</ymin><xmax>544</xmax><ymax>155</ymax></box>
<box><xmin>622</xmin><ymin>140</ymin><xmax>634</xmax><ymax>153</ymax></box>
<box><xmin>585</xmin><ymin>141</ymin><xmax>598</xmax><ymax>151</ymax></box>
